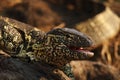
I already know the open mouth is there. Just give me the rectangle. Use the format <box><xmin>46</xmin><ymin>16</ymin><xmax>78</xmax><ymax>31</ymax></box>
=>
<box><xmin>68</xmin><ymin>46</ymin><xmax>94</xmax><ymax>58</ymax></box>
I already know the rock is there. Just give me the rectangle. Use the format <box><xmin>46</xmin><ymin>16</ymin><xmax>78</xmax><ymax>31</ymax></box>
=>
<box><xmin>0</xmin><ymin>54</ymin><xmax>63</xmax><ymax>80</ymax></box>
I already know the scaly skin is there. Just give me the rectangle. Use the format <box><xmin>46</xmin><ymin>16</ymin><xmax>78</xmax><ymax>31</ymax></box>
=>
<box><xmin>0</xmin><ymin>16</ymin><xmax>94</xmax><ymax>67</ymax></box>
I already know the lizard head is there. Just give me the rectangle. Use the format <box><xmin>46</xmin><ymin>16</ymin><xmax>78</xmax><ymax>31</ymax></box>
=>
<box><xmin>33</xmin><ymin>28</ymin><xmax>94</xmax><ymax>67</ymax></box>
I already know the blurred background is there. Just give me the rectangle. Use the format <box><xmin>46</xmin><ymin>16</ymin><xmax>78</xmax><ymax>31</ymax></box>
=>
<box><xmin>0</xmin><ymin>0</ymin><xmax>120</xmax><ymax>80</ymax></box>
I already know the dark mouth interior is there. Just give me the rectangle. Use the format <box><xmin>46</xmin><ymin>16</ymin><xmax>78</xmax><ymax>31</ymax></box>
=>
<box><xmin>68</xmin><ymin>45</ymin><xmax>94</xmax><ymax>52</ymax></box>
<box><xmin>69</xmin><ymin>46</ymin><xmax>86</xmax><ymax>51</ymax></box>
